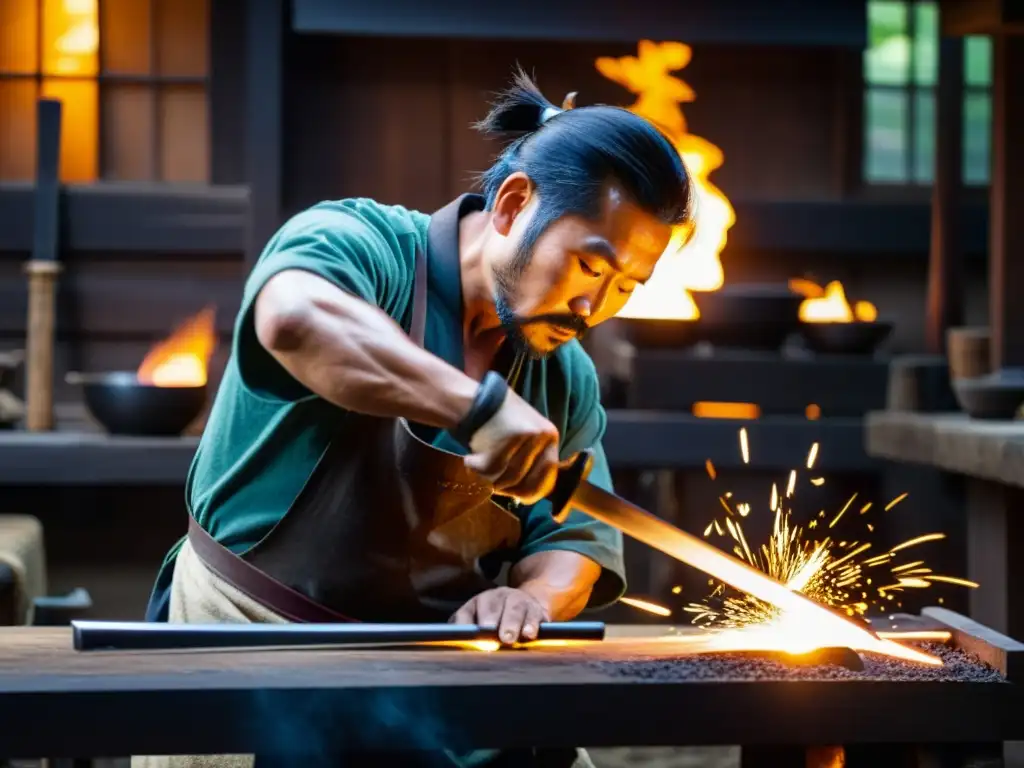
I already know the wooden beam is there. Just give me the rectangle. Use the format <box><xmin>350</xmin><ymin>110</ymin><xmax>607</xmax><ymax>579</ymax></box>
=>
<box><xmin>602</xmin><ymin>411</ymin><xmax>876</xmax><ymax>471</ymax></box>
<box><xmin>0</xmin><ymin>191</ymin><xmax>988</xmax><ymax>259</ymax></box>
<box><xmin>210</xmin><ymin>0</ymin><xmax>248</xmax><ymax>185</ymax></box>
<box><xmin>0</xmin><ymin>184</ymin><xmax>248</xmax><ymax>254</ymax></box>
<box><xmin>290</xmin><ymin>0</ymin><xmax>869</xmax><ymax>48</ymax></box>
<box><xmin>245</xmin><ymin>0</ymin><xmax>284</xmax><ymax>270</ymax></box>
<box><xmin>989</xmin><ymin>35</ymin><xmax>1024</xmax><ymax>369</ymax></box>
<box><xmin>926</xmin><ymin>30</ymin><xmax>966</xmax><ymax>354</ymax></box>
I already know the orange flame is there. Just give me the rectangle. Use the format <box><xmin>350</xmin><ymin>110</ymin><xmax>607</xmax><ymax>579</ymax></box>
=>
<box><xmin>597</xmin><ymin>41</ymin><xmax>734</xmax><ymax>321</ymax></box>
<box><xmin>790</xmin><ymin>279</ymin><xmax>878</xmax><ymax>324</ymax></box>
<box><xmin>137</xmin><ymin>308</ymin><xmax>217</xmax><ymax>388</ymax></box>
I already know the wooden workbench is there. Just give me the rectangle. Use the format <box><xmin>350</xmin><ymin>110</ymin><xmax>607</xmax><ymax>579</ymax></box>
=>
<box><xmin>0</xmin><ymin>625</ymin><xmax>1019</xmax><ymax>760</ymax></box>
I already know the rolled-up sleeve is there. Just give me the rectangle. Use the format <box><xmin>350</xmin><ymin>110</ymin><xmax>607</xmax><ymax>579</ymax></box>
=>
<box><xmin>233</xmin><ymin>205</ymin><xmax>409</xmax><ymax>402</ymax></box>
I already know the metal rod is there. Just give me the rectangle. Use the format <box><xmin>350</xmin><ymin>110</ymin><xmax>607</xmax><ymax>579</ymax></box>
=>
<box><xmin>72</xmin><ymin>620</ymin><xmax>606</xmax><ymax>652</ymax></box>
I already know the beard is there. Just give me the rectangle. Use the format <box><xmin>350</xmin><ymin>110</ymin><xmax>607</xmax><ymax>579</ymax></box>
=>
<box><xmin>493</xmin><ymin>242</ymin><xmax>589</xmax><ymax>361</ymax></box>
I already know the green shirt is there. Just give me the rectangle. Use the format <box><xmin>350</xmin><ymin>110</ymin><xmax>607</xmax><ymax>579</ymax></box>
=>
<box><xmin>150</xmin><ymin>196</ymin><xmax>626</xmax><ymax>616</ymax></box>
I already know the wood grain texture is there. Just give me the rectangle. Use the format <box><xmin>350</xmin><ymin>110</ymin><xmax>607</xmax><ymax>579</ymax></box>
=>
<box><xmin>0</xmin><ymin>258</ymin><xmax>243</xmax><ymax>338</ymax></box>
<box><xmin>865</xmin><ymin>411</ymin><xmax>1024</xmax><ymax>488</ymax></box>
<box><xmin>0</xmin><ymin>627</ymin><xmax>1019</xmax><ymax>758</ymax></box>
<box><xmin>22</xmin><ymin>261</ymin><xmax>62</xmax><ymax>431</ymax></box>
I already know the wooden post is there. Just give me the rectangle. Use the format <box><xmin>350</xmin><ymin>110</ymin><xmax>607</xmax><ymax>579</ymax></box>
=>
<box><xmin>245</xmin><ymin>0</ymin><xmax>284</xmax><ymax>271</ymax></box>
<box><xmin>989</xmin><ymin>35</ymin><xmax>1024</xmax><ymax>371</ymax></box>
<box><xmin>23</xmin><ymin>261</ymin><xmax>62</xmax><ymax>431</ymax></box>
<box><xmin>23</xmin><ymin>99</ymin><xmax>63</xmax><ymax>432</ymax></box>
<box><xmin>925</xmin><ymin>26</ymin><xmax>965</xmax><ymax>355</ymax></box>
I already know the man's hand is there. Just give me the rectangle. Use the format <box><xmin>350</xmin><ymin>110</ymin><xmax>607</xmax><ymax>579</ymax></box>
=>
<box><xmin>449</xmin><ymin>586</ymin><xmax>551</xmax><ymax>645</ymax></box>
<box><xmin>463</xmin><ymin>390</ymin><xmax>562</xmax><ymax>505</ymax></box>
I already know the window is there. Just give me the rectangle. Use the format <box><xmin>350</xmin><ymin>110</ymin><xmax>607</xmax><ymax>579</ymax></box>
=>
<box><xmin>863</xmin><ymin>0</ymin><xmax>992</xmax><ymax>186</ymax></box>
<box><xmin>0</xmin><ymin>0</ymin><xmax>209</xmax><ymax>184</ymax></box>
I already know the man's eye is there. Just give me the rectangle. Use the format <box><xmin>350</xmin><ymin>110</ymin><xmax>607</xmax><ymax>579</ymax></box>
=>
<box><xmin>577</xmin><ymin>256</ymin><xmax>601</xmax><ymax>277</ymax></box>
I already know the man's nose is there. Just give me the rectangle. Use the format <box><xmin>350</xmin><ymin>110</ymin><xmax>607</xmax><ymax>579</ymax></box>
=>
<box><xmin>570</xmin><ymin>281</ymin><xmax>613</xmax><ymax>317</ymax></box>
<box><xmin>568</xmin><ymin>297</ymin><xmax>592</xmax><ymax>317</ymax></box>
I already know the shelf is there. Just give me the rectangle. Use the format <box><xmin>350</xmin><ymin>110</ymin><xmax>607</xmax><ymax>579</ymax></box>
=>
<box><xmin>865</xmin><ymin>411</ymin><xmax>1024</xmax><ymax>488</ymax></box>
<box><xmin>603</xmin><ymin>410</ymin><xmax>875</xmax><ymax>471</ymax></box>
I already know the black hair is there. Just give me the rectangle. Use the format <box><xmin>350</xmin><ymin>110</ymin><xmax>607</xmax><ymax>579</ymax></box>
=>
<box><xmin>474</xmin><ymin>67</ymin><xmax>695</xmax><ymax>275</ymax></box>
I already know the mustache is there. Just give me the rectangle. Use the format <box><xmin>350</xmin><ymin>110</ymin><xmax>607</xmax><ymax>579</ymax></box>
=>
<box><xmin>514</xmin><ymin>313</ymin><xmax>590</xmax><ymax>336</ymax></box>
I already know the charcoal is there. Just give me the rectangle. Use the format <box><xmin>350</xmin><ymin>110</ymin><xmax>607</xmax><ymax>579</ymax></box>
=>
<box><xmin>590</xmin><ymin>643</ymin><xmax>1007</xmax><ymax>683</ymax></box>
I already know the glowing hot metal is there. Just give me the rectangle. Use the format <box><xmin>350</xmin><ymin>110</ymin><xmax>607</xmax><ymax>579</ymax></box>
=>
<box><xmin>549</xmin><ymin>455</ymin><xmax>940</xmax><ymax>665</ymax></box>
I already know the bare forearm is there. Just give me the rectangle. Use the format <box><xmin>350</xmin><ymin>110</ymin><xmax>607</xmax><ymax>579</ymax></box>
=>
<box><xmin>256</xmin><ymin>270</ymin><xmax>478</xmax><ymax>429</ymax></box>
<box><xmin>509</xmin><ymin>550</ymin><xmax>601</xmax><ymax>621</ymax></box>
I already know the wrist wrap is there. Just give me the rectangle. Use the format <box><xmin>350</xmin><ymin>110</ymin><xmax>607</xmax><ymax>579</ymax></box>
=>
<box><xmin>449</xmin><ymin>371</ymin><xmax>509</xmax><ymax>449</ymax></box>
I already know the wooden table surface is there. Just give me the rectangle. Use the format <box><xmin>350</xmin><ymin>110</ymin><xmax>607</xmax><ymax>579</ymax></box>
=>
<box><xmin>0</xmin><ymin>626</ymin><xmax>1020</xmax><ymax>758</ymax></box>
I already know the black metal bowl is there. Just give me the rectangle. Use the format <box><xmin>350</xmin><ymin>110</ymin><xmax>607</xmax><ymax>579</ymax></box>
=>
<box><xmin>68</xmin><ymin>371</ymin><xmax>207</xmax><ymax>436</ymax></box>
<box><xmin>691</xmin><ymin>284</ymin><xmax>803</xmax><ymax>351</ymax></box>
<box><xmin>618</xmin><ymin>317</ymin><xmax>704</xmax><ymax>350</ymax></box>
<box><xmin>953</xmin><ymin>369</ymin><xmax>1024</xmax><ymax>420</ymax></box>
<box><xmin>799</xmin><ymin>320</ymin><xmax>895</xmax><ymax>356</ymax></box>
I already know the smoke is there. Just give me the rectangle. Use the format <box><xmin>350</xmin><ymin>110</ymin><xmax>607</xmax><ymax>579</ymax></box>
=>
<box><xmin>244</xmin><ymin>687</ymin><xmax>494</xmax><ymax>766</ymax></box>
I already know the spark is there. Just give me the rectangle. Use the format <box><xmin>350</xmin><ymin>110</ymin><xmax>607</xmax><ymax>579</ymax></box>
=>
<box><xmin>829</xmin><ymin>494</ymin><xmax>857</xmax><ymax>529</ymax></box>
<box><xmin>620</xmin><ymin>597</ymin><xmax>673</xmax><ymax>617</ymax></box>
<box><xmin>925</xmin><ymin>575</ymin><xmax>979</xmax><ymax>588</ymax></box>
<box><xmin>811</xmin><ymin>477</ymin><xmax>825</xmax><ymax>486</ymax></box>
<box><xmin>890</xmin><ymin>533</ymin><xmax>946</xmax><ymax>553</ymax></box>
<box><xmin>885</xmin><ymin>492</ymin><xmax>909</xmax><ymax>511</ymax></box>
<box><xmin>739</xmin><ymin>427</ymin><xmax>749</xmax><ymax>464</ymax></box>
<box><xmin>685</xmin><ymin>434</ymin><xmax>977</xmax><ymax>641</ymax></box>
<box><xmin>705</xmin><ymin>460</ymin><xmax>717</xmax><ymax>480</ymax></box>
<box><xmin>806</xmin><ymin>442</ymin><xmax>819</xmax><ymax>470</ymax></box>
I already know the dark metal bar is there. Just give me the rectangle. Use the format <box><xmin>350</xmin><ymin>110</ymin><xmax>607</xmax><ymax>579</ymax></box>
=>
<box><xmin>925</xmin><ymin>17</ymin><xmax>965</xmax><ymax>354</ymax></box>
<box><xmin>71</xmin><ymin>620</ymin><xmax>607</xmax><ymax>651</ymax></box>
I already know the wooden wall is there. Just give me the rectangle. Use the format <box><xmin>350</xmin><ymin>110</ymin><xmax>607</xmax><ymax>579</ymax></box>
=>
<box><xmin>281</xmin><ymin>36</ymin><xmax>850</xmax><ymax>217</ymax></box>
<box><xmin>0</xmin><ymin>253</ymin><xmax>241</xmax><ymax>412</ymax></box>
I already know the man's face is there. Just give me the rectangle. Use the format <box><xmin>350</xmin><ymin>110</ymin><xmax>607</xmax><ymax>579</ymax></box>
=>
<box><xmin>489</xmin><ymin>177</ymin><xmax>673</xmax><ymax>359</ymax></box>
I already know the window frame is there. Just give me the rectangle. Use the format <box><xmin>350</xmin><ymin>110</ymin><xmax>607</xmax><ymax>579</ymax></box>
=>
<box><xmin>0</xmin><ymin>0</ymin><xmax>211</xmax><ymax>184</ymax></box>
<box><xmin>860</xmin><ymin>0</ymin><xmax>992</xmax><ymax>194</ymax></box>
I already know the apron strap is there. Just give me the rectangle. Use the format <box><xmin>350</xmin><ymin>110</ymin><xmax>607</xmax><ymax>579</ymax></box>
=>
<box><xmin>410</xmin><ymin>245</ymin><xmax>428</xmax><ymax>347</ymax></box>
<box><xmin>186</xmin><ymin>516</ymin><xmax>356</xmax><ymax>624</ymax></box>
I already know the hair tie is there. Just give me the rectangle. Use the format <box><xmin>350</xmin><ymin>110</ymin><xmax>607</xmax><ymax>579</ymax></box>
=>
<box><xmin>540</xmin><ymin>91</ymin><xmax>579</xmax><ymax>125</ymax></box>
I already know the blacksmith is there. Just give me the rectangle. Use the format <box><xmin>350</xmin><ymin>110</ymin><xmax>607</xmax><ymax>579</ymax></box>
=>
<box><xmin>139</xmin><ymin>72</ymin><xmax>694</xmax><ymax>768</ymax></box>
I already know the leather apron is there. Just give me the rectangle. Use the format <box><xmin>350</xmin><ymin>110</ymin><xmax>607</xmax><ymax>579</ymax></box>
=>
<box><xmin>188</xmin><ymin>200</ymin><xmax>524</xmax><ymax>624</ymax></box>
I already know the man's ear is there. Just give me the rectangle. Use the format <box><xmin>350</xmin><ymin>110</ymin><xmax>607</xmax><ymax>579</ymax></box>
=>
<box><xmin>490</xmin><ymin>172</ymin><xmax>533</xmax><ymax>237</ymax></box>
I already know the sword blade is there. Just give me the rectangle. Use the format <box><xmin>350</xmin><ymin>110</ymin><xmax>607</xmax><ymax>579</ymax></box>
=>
<box><xmin>571</xmin><ymin>482</ymin><xmax>881</xmax><ymax>644</ymax></box>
